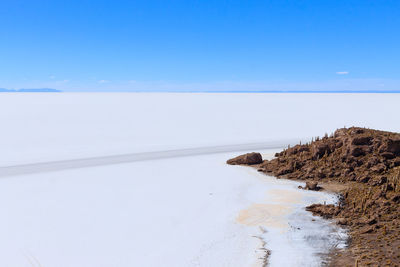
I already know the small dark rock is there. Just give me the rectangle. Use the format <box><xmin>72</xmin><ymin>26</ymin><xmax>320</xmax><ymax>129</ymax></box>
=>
<box><xmin>392</xmin><ymin>194</ymin><xmax>400</xmax><ymax>203</ymax></box>
<box><xmin>392</xmin><ymin>158</ymin><xmax>400</xmax><ymax>167</ymax></box>
<box><xmin>351</xmin><ymin>128</ymin><xmax>365</xmax><ymax>135</ymax></box>
<box><xmin>357</xmin><ymin>176</ymin><xmax>370</xmax><ymax>183</ymax></box>
<box><xmin>350</xmin><ymin>146</ymin><xmax>366</xmax><ymax>157</ymax></box>
<box><xmin>305</xmin><ymin>181</ymin><xmax>319</xmax><ymax>190</ymax></box>
<box><xmin>367</xmin><ymin>217</ymin><xmax>377</xmax><ymax>225</ymax></box>
<box><xmin>381</xmin><ymin>152</ymin><xmax>395</xmax><ymax>159</ymax></box>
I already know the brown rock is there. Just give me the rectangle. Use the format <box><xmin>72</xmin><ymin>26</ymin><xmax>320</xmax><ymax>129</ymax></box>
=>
<box><xmin>357</xmin><ymin>176</ymin><xmax>370</xmax><ymax>183</ymax></box>
<box><xmin>227</xmin><ymin>152</ymin><xmax>263</xmax><ymax>165</ymax></box>
<box><xmin>392</xmin><ymin>158</ymin><xmax>400</xmax><ymax>167</ymax></box>
<box><xmin>298</xmin><ymin>146</ymin><xmax>310</xmax><ymax>153</ymax></box>
<box><xmin>367</xmin><ymin>217</ymin><xmax>377</xmax><ymax>225</ymax></box>
<box><xmin>306</xmin><ymin>204</ymin><xmax>340</xmax><ymax>218</ymax></box>
<box><xmin>312</xmin><ymin>143</ymin><xmax>331</xmax><ymax>159</ymax></box>
<box><xmin>358</xmin><ymin>217</ymin><xmax>378</xmax><ymax>225</ymax></box>
<box><xmin>276</xmin><ymin>166</ymin><xmax>293</xmax><ymax>176</ymax></box>
<box><xmin>350</xmin><ymin>146</ymin><xmax>366</xmax><ymax>157</ymax></box>
<box><xmin>386</xmin><ymin>138</ymin><xmax>400</xmax><ymax>155</ymax></box>
<box><xmin>351</xmin><ymin>136</ymin><xmax>373</xmax><ymax>146</ymax></box>
<box><xmin>286</xmin><ymin>146</ymin><xmax>299</xmax><ymax>156</ymax></box>
<box><xmin>392</xmin><ymin>194</ymin><xmax>400</xmax><ymax>203</ymax></box>
<box><xmin>350</xmin><ymin>128</ymin><xmax>365</xmax><ymax>135</ymax></box>
<box><xmin>381</xmin><ymin>152</ymin><xmax>395</xmax><ymax>159</ymax></box>
<box><xmin>359</xmin><ymin>225</ymin><xmax>374</xmax><ymax>234</ymax></box>
<box><xmin>369</xmin><ymin>176</ymin><xmax>387</xmax><ymax>186</ymax></box>
<box><xmin>371</xmin><ymin>163</ymin><xmax>386</xmax><ymax>173</ymax></box>
<box><xmin>305</xmin><ymin>181</ymin><xmax>319</xmax><ymax>190</ymax></box>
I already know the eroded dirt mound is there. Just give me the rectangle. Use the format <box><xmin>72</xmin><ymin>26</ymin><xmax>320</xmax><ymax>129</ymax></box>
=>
<box><xmin>228</xmin><ymin>127</ymin><xmax>400</xmax><ymax>266</ymax></box>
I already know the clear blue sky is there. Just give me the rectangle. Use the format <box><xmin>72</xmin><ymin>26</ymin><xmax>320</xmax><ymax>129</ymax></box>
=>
<box><xmin>1</xmin><ymin>0</ymin><xmax>399</xmax><ymax>92</ymax></box>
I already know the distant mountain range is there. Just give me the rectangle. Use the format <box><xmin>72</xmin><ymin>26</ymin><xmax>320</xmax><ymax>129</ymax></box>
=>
<box><xmin>0</xmin><ymin>88</ymin><xmax>61</xmax><ymax>92</ymax></box>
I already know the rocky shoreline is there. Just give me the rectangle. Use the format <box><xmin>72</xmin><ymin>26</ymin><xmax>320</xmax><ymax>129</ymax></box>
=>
<box><xmin>227</xmin><ymin>127</ymin><xmax>400</xmax><ymax>267</ymax></box>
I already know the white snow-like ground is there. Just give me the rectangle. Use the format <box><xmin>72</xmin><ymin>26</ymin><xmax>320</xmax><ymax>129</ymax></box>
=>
<box><xmin>0</xmin><ymin>93</ymin><xmax>399</xmax><ymax>266</ymax></box>
<box><xmin>1</xmin><ymin>93</ymin><xmax>400</xmax><ymax>166</ymax></box>
<box><xmin>0</xmin><ymin>150</ymin><xmax>345</xmax><ymax>267</ymax></box>
<box><xmin>0</xmin><ymin>152</ymin><xmax>267</xmax><ymax>267</ymax></box>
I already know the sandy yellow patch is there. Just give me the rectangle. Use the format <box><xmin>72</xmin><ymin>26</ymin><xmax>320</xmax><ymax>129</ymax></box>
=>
<box><xmin>236</xmin><ymin>203</ymin><xmax>292</xmax><ymax>229</ymax></box>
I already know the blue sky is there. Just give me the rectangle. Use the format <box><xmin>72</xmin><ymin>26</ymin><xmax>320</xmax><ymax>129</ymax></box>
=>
<box><xmin>0</xmin><ymin>0</ymin><xmax>399</xmax><ymax>92</ymax></box>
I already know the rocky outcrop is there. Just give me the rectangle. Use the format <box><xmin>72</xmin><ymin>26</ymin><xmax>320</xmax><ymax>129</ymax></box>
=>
<box><xmin>226</xmin><ymin>152</ymin><xmax>263</xmax><ymax>165</ymax></box>
<box><xmin>227</xmin><ymin>127</ymin><xmax>400</xmax><ymax>266</ymax></box>
<box><xmin>306</xmin><ymin>204</ymin><xmax>340</xmax><ymax>219</ymax></box>
<box><xmin>382</xmin><ymin>138</ymin><xmax>400</xmax><ymax>155</ymax></box>
<box><xmin>252</xmin><ymin>127</ymin><xmax>400</xmax><ymax>185</ymax></box>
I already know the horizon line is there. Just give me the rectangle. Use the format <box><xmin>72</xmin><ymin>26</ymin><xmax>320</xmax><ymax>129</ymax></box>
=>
<box><xmin>2</xmin><ymin>89</ymin><xmax>400</xmax><ymax>93</ymax></box>
<box><xmin>125</xmin><ymin>90</ymin><xmax>400</xmax><ymax>93</ymax></box>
